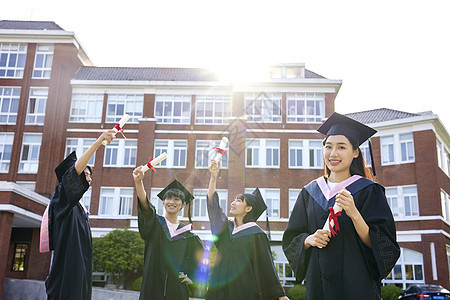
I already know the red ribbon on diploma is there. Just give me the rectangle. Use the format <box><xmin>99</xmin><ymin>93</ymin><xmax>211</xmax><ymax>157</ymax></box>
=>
<box><xmin>114</xmin><ymin>123</ymin><xmax>127</xmax><ymax>139</ymax></box>
<box><xmin>328</xmin><ymin>207</ymin><xmax>342</xmax><ymax>237</ymax></box>
<box><xmin>214</xmin><ymin>147</ymin><xmax>227</xmax><ymax>155</ymax></box>
<box><xmin>146</xmin><ymin>158</ymin><xmax>157</xmax><ymax>173</ymax></box>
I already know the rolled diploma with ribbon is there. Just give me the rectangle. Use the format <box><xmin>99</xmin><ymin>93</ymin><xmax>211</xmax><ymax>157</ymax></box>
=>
<box><xmin>102</xmin><ymin>114</ymin><xmax>130</xmax><ymax>146</ymax></box>
<box><xmin>142</xmin><ymin>152</ymin><xmax>168</xmax><ymax>173</ymax></box>
<box><xmin>213</xmin><ymin>137</ymin><xmax>229</xmax><ymax>162</ymax></box>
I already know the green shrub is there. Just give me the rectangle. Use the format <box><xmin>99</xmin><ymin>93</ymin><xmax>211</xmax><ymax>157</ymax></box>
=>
<box><xmin>131</xmin><ymin>276</ymin><xmax>142</xmax><ymax>291</ymax></box>
<box><xmin>287</xmin><ymin>284</ymin><xmax>307</xmax><ymax>300</ymax></box>
<box><xmin>381</xmin><ymin>285</ymin><xmax>403</xmax><ymax>300</ymax></box>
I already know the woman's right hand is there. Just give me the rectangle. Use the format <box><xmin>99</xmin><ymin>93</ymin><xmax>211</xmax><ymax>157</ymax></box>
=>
<box><xmin>132</xmin><ymin>166</ymin><xmax>145</xmax><ymax>182</ymax></box>
<box><xmin>304</xmin><ymin>229</ymin><xmax>331</xmax><ymax>249</ymax></box>
<box><xmin>209</xmin><ymin>160</ymin><xmax>220</xmax><ymax>177</ymax></box>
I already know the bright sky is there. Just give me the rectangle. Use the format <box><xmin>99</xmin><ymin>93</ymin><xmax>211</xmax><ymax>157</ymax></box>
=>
<box><xmin>2</xmin><ymin>0</ymin><xmax>450</xmax><ymax>132</ymax></box>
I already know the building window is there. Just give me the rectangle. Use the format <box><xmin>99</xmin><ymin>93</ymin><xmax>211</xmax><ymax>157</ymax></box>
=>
<box><xmin>289</xmin><ymin>189</ymin><xmax>301</xmax><ymax>217</ymax></box>
<box><xmin>0</xmin><ymin>43</ymin><xmax>27</xmax><ymax>78</ymax></box>
<box><xmin>150</xmin><ymin>188</ymin><xmax>184</xmax><ymax>217</ymax></box>
<box><xmin>11</xmin><ymin>243</ymin><xmax>28</xmax><ymax>272</ymax></box>
<box><xmin>19</xmin><ymin>134</ymin><xmax>42</xmax><ymax>173</ymax></box>
<box><xmin>155</xmin><ymin>95</ymin><xmax>191</xmax><ymax>124</ymax></box>
<box><xmin>441</xmin><ymin>190</ymin><xmax>450</xmax><ymax>223</ymax></box>
<box><xmin>288</xmin><ymin>139</ymin><xmax>323</xmax><ymax>169</ymax></box>
<box><xmin>436</xmin><ymin>138</ymin><xmax>450</xmax><ymax>177</ymax></box>
<box><xmin>154</xmin><ymin>140</ymin><xmax>187</xmax><ymax>168</ymax></box>
<box><xmin>245</xmin><ymin>92</ymin><xmax>281</xmax><ymax>123</ymax></box>
<box><xmin>383</xmin><ymin>248</ymin><xmax>424</xmax><ymax>290</ymax></box>
<box><xmin>193</xmin><ymin>189</ymin><xmax>228</xmax><ymax>219</ymax></box>
<box><xmin>32</xmin><ymin>44</ymin><xmax>53</xmax><ymax>79</ymax></box>
<box><xmin>286</xmin><ymin>93</ymin><xmax>324</xmax><ymax>123</ymax></box>
<box><xmin>104</xmin><ymin>139</ymin><xmax>137</xmax><ymax>167</ymax></box>
<box><xmin>81</xmin><ymin>187</ymin><xmax>92</xmax><ymax>212</ymax></box>
<box><xmin>274</xmin><ymin>260</ymin><xmax>296</xmax><ymax>287</ymax></box>
<box><xmin>399</xmin><ymin>133</ymin><xmax>415</xmax><ymax>162</ymax></box>
<box><xmin>195</xmin><ymin>140</ymin><xmax>228</xmax><ymax>169</ymax></box>
<box><xmin>66</xmin><ymin>138</ymin><xmax>96</xmax><ymax>166</ymax></box>
<box><xmin>26</xmin><ymin>88</ymin><xmax>48</xmax><ymax>125</ymax></box>
<box><xmin>106</xmin><ymin>94</ymin><xmax>143</xmax><ymax>123</ymax></box>
<box><xmin>385</xmin><ymin>185</ymin><xmax>419</xmax><ymax>218</ymax></box>
<box><xmin>360</xmin><ymin>140</ymin><xmax>372</xmax><ymax>165</ymax></box>
<box><xmin>447</xmin><ymin>246</ymin><xmax>450</xmax><ymax>281</ymax></box>
<box><xmin>245</xmin><ymin>188</ymin><xmax>280</xmax><ymax>218</ymax></box>
<box><xmin>0</xmin><ymin>87</ymin><xmax>21</xmax><ymax>124</ymax></box>
<box><xmin>99</xmin><ymin>187</ymin><xmax>133</xmax><ymax>216</ymax></box>
<box><xmin>381</xmin><ymin>135</ymin><xmax>395</xmax><ymax>164</ymax></box>
<box><xmin>69</xmin><ymin>93</ymin><xmax>104</xmax><ymax>122</ymax></box>
<box><xmin>246</xmin><ymin>139</ymin><xmax>280</xmax><ymax>168</ymax></box>
<box><xmin>0</xmin><ymin>133</ymin><xmax>14</xmax><ymax>173</ymax></box>
<box><xmin>195</xmin><ymin>95</ymin><xmax>232</xmax><ymax>124</ymax></box>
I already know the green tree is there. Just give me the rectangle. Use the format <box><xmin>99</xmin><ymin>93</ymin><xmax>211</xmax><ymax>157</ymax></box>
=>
<box><xmin>93</xmin><ymin>228</ymin><xmax>144</xmax><ymax>289</ymax></box>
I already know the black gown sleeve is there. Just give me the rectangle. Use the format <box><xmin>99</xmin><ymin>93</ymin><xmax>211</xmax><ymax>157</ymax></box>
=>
<box><xmin>253</xmin><ymin>234</ymin><xmax>286</xmax><ymax>299</ymax></box>
<box><xmin>137</xmin><ymin>195</ymin><xmax>158</xmax><ymax>241</ymax></box>
<box><xmin>282</xmin><ymin>189</ymin><xmax>312</xmax><ymax>282</ymax></box>
<box><xmin>207</xmin><ymin>191</ymin><xmax>229</xmax><ymax>237</ymax></box>
<box><xmin>358</xmin><ymin>184</ymin><xmax>400</xmax><ymax>280</ymax></box>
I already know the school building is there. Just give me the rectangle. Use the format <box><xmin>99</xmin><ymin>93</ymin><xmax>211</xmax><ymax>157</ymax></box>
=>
<box><xmin>0</xmin><ymin>20</ymin><xmax>449</xmax><ymax>295</ymax></box>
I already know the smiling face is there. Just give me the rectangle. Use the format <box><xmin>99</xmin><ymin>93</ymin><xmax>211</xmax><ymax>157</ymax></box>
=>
<box><xmin>162</xmin><ymin>196</ymin><xmax>185</xmax><ymax>214</ymax></box>
<box><xmin>84</xmin><ymin>167</ymin><xmax>92</xmax><ymax>186</ymax></box>
<box><xmin>323</xmin><ymin>135</ymin><xmax>360</xmax><ymax>180</ymax></box>
<box><xmin>229</xmin><ymin>195</ymin><xmax>253</xmax><ymax>218</ymax></box>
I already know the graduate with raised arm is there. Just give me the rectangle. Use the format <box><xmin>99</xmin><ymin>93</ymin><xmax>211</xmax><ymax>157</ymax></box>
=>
<box><xmin>282</xmin><ymin>113</ymin><xmax>400</xmax><ymax>300</ymax></box>
<box><xmin>132</xmin><ymin>166</ymin><xmax>204</xmax><ymax>300</ymax></box>
<box><xmin>44</xmin><ymin>129</ymin><xmax>116</xmax><ymax>300</ymax></box>
<box><xmin>206</xmin><ymin>160</ymin><xmax>288</xmax><ymax>300</ymax></box>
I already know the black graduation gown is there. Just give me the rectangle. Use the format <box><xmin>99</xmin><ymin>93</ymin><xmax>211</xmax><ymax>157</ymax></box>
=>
<box><xmin>137</xmin><ymin>196</ymin><xmax>205</xmax><ymax>300</ymax></box>
<box><xmin>45</xmin><ymin>152</ymin><xmax>92</xmax><ymax>300</ymax></box>
<box><xmin>282</xmin><ymin>175</ymin><xmax>400</xmax><ymax>300</ymax></box>
<box><xmin>206</xmin><ymin>192</ymin><xmax>286</xmax><ymax>300</ymax></box>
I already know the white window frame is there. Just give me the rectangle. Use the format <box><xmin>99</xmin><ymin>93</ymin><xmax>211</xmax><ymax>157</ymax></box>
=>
<box><xmin>360</xmin><ymin>140</ymin><xmax>372</xmax><ymax>166</ymax></box>
<box><xmin>244</xmin><ymin>92</ymin><xmax>282</xmax><ymax>123</ymax></box>
<box><xmin>66</xmin><ymin>138</ymin><xmax>96</xmax><ymax>166</ymax></box>
<box><xmin>382</xmin><ymin>247</ymin><xmax>424</xmax><ymax>290</ymax></box>
<box><xmin>436</xmin><ymin>137</ymin><xmax>450</xmax><ymax>177</ymax></box>
<box><xmin>19</xmin><ymin>133</ymin><xmax>42</xmax><ymax>174</ymax></box>
<box><xmin>0</xmin><ymin>132</ymin><xmax>14</xmax><ymax>173</ymax></box>
<box><xmin>26</xmin><ymin>87</ymin><xmax>48</xmax><ymax>125</ymax></box>
<box><xmin>32</xmin><ymin>44</ymin><xmax>53</xmax><ymax>79</ymax></box>
<box><xmin>154</xmin><ymin>140</ymin><xmax>187</xmax><ymax>168</ymax></box>
<box><xmin>155</xmin><ymin>94</ymin><xmax>191</xmax><ymax>124</ymax></box>
<box><xmin>195</xmin><ymin>140</ymin><xmax>229</xmax><ymax>169</ymax></box>
<box><xmin>150</xmin><ymin>188</ymin><xmax>184</xmax><ymax>217</ymax></box>
<box><xmin>244</xmin><ymin>188</ymin><xmax>280</xmax><ymax>219</ymax></box>
<box><xmin>289</xmin><ymin>189</ymin><xmax>301</xmax><ymax>217</ymax></box>
<box><xmin>399</xmin><ymin>133</ymin><xmax>415</xmax><ymax>163</ymax></box>
<box><xmin>193</xmin><ymin>189</ymin><xmax>228</xmax><ymax>220</ymax></box>
<box><xmin>98</xmin><ymin>187</ymin><xmax>134</xmax><ymax>216</ymax></box>
<box><xmin>274</xmin><ymin>260</ymin><xmax>296</xmax><ymax>287</ymax></box>
<box><xmin>381</xmin><ymin>133</ymin><xmax>415</xmax><ymax>166</ymax></box>
<box><xmin>288</xmin><ymin>139</ymin><xmax>323</xmax><ymax>169</ymax></box>
<box><xmin>103</xmin><ymin>139</ymin><xmax>137</xmax><ymax>167</ymax></box>
<box><xmin>0</xmin><ymin>43</ymin><xmax>27</xmax><ymax>78</ymax></box>
<box><xmin>246</xmin><ymin>139</ymin><xmax>280</xmax><ymax>168</ymax></box>
<box><xmin>69</xmin><ymin>93</ymin><xmax>104</xmax><ymax>123</ymax></box>
<box><xmin>441</xmin><ymin>190</ymin><xmax>450</xmax><ymax>224</ymax></box>
<box><xmin>0</xmin><ymin>87</ymin><xmax>21</xmax><ymax>124</ymax></box>
<box><xmin>385</xmin><ymin>185</ymin><xmax>419</xmax><ymax>218</ymax></box>
<box><xmin>106</xmin><ymin>94</ymin><xmax>143</xmax><ymax>123</ymax></box>
<box><xmin>195</xmin><ymin>94</ymin><xmax>232</xmax><ymax>124</ymax></box>
<box><xmin>286</xmin><ymin>93</ymin><xmax>324</xmax><ymax>123</ymax></box>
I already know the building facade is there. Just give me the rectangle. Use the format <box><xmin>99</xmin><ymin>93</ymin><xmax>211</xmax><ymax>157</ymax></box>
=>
<box><xmin>0</xmin><ymin>20</ymin><xmax>449</xmax><ymax>294</ymax></box>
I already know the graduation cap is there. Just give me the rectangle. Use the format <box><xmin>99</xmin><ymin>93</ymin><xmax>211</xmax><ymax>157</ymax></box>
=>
<box><xmin>317</xmin><ymin>112</ymin><xmax>378</xmax><ymax>175</ymax></box>
<box><xmin>243</xmin><ymin>188</ymin><xmax>271</xmax><ymax>239</ymax></box>
<box><xmin>55</xmin><ymin>151</ymin><xmax>77</xmax><ymax>183</ymax></box>
<box><xmin>157</xmin><ymin>179</ymin><xmax>194</xmax><ymax>223</ymax></box>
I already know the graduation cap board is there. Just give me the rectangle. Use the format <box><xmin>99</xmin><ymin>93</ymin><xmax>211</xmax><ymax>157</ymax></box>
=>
<box><xmin>157</xmin><ymin>179</ymin><xmax>194</xmax><ymax>223</ymax></box>
<box><xmin>317</xmin><ymin>112</ymin><xmax>377</xmax><ymax>175</ymax></box>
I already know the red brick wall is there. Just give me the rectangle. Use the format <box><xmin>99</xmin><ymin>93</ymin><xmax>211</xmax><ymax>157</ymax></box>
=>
<box><xmin>0</xmin><ymin>212</ymin><xmax>14</xmax><ymax>295</ymax></box>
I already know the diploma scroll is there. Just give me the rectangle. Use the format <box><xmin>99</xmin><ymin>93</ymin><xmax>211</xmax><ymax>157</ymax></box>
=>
<box><xmin>102</xmin><ymin>114</ymin><xmax>130</xmax><ymax>146</ymax></box>
<box><xmin>142</xmin><ymin>153</ymin><xmax>168</xmax><ymax>173</ymax></box>
<box><xmin>213</xmin><ymin>137</ymin><xmax>229</xmax><ymax>163</ymax></box>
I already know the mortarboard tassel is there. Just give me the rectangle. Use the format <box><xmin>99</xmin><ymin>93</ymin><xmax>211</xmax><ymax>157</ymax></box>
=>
<box><xmin>266</xmin><ymin>211</ymin><xmax>271</xmax><ymax>241</ymax></box>
<box><xmin>368</xmin><ymin>138</ymin><xmax>376</xmax><ymax>176</ymax></box>
<box><xmin>188</xmin><ymin>202</ymin><xmax>192</xmax><ymax>224</ymax></box>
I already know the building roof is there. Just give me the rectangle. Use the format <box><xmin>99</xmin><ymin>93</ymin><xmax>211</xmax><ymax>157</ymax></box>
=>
<box><xmin>345</xmin><ymin>108</ymin><xmax>422</xmax><ymax>124</ymax></box>
<box><xmin>74</xmin><ymin>66</ymin><xmax>326</xmax><ymax>81</ymax></box>
<box><xmin>0</xmin><ymin>20</ymin><xmax>64</xmax><ymax>31</ymax></box>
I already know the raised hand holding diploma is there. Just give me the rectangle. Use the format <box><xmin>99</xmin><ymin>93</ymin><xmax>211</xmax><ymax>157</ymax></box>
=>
<box><xmin>102</xmin><ymin>114</ymin><xmax>130</xmax><ymax>146</ymax></box>
<box><xmin>213</xmin><ymin>137</ymin><xmax>228</xmax><ymax>163</ymax></box>
<box><xmin>140</xmin><ymin>153</ymin><xmax>168</xmax><ymax>173</ymax></box>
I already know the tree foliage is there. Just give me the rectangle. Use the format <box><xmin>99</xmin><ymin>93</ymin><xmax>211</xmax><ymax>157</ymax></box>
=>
<box><xmin>93</xmin><ymin>228</ymin><xmax>145</xmax><ymax>289</ymax></box>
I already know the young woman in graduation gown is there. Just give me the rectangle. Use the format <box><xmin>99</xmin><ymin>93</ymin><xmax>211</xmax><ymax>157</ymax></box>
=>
<box><xmin>206</xmin><ymin>160</ymin><xmax>289</xmax><ymax>300</ymax></box>
<box><xmin>133</xmin><ymin>167</ymin><xmax>205</xmax><ymax>300</ymax></box>
<box><xmin>282</xmin><ymin>112</ymin><xmax>400</xmax><ymax>300</ymax></box>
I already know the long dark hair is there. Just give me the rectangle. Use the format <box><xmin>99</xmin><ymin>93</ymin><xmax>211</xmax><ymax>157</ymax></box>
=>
<box><xmin>322</xmin><ymin>136</ymin><xmax>375</xmax><ymax>181</ymax></box>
